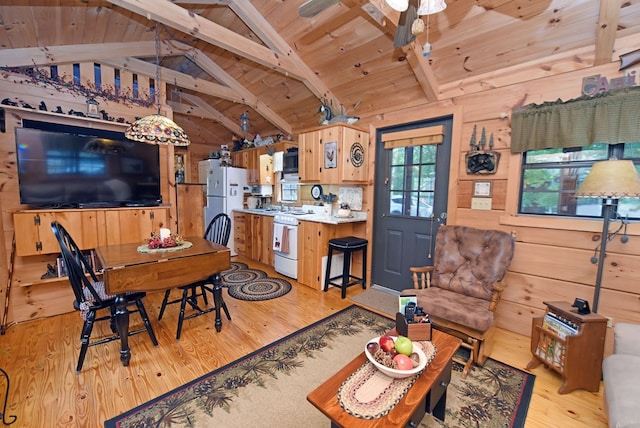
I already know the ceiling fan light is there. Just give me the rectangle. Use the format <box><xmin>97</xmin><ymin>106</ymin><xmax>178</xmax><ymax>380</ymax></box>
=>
<box><xmin>417</xmin><ymin>0</ymin><xmax>447</xmax><ymax>15</ymax></box>
<box><xmin>386</xmin><ymin>0</ymin><xmax>409</xmax><ymax>12</ymax></box>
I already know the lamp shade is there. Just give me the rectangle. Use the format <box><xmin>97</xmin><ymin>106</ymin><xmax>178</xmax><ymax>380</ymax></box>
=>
<box><xmin>417</xmin><ymin>0</ymin><xmax>447</xmax><ymax>15</ymax></box>
<box><xmin>125</xmin><ymin>114</ymin><xmax>191</xmax><ymax>146</ymax></box>
<box><xmin>575</xmin><ymin>160</ymin><xmax>640</xmax><ymax>198</ymax></box>
<box><xmin>386</xmin><ymin>0</ymin><xmax>409</xmax><ymax>12</ymax></box>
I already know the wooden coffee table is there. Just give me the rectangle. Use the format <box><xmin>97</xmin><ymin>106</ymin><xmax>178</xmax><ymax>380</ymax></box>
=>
<box><xmin>307</xmin><ymin>329</ymin><xmax>461</xmax><ymax>427</ymax></box>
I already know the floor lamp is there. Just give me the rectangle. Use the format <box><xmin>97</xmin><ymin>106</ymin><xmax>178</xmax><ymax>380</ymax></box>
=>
<box><xmin>575</xmin><ymin>159</ymin><xmax>640</xmax><ymax>313</ymax></box>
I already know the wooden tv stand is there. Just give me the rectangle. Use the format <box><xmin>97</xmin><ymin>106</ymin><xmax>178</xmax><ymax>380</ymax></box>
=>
<box><xmin>526</xmin><ymin>301</ymin><xmax>607</xmax><ymax>394</ymax></box>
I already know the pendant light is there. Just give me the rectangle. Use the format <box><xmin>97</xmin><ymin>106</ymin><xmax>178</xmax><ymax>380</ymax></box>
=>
<box><xmin>240</xmin><ymin>112</ymin><xmax>250</xmax><ymax>132</ymax></box>
<box><xmin>417</xmin><ymin>0</ymin><xmax>447</xmax><ymax>15</ymax></box>
<box><xmin>125</xmin><ymin>23</ymin><xmax>191</xmax><ymax>146</ymax></box>
<box><xmin>386</xmin><ymin>0</ymin><xmax>409</xmax><ymax>12</ymax></box>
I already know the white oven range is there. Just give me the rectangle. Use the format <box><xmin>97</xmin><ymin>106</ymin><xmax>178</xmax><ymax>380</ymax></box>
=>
<box><xmin>273</xmin><ymin>213</ymin><xmax>299</xmax><ymax>279</ymax></box>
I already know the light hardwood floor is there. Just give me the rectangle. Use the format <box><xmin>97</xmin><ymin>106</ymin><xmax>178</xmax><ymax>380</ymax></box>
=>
<box><xmin>0</xmin><ymin>256</ymin><xmax>608</xmax><ymax>427</ymax></box>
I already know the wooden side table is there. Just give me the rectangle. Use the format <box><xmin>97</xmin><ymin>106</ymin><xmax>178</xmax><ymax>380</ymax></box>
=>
<box><xmin>526</xmin><ymin>301</ymin><xmax>607</xmax><ymax>394</ymax></box>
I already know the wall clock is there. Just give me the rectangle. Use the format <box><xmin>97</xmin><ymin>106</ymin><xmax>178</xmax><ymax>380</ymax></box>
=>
<box><xmin>311</xmin><ymin>184</ymin><xmax>323</xmax><ymax>200</ymax></box>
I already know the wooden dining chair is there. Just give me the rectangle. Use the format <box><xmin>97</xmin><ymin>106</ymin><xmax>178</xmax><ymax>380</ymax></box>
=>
<box><xmin>51</xmin><ymin>221</ymin><xmax>158</xmax><ymax>373</ymax></box>
<box><xmin>158</xmin><ymin>212</ymin><xmax>232</xmax><ymax>339</ymax></box>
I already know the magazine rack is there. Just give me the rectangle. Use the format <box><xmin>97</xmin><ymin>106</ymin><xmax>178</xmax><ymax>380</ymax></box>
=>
<box><xmin>526</xmin><ymin>301</ymin><xmax>607</xmax><ymax>394</ymax></box>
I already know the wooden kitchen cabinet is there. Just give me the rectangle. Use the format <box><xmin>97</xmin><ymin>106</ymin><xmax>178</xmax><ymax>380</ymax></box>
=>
<box><xmin>298</xmin><ymin>129</ymin><xmax>322</xmax><ymax>182</ymax></box>
<box><xmin>246</xmin><ymin>146</ymin><xmax>267</xmax><ymax>185</ymax></box>
<box><xmin>233</xmin><ymin>212</ymin><xmax>247</xmax><ymax>256</ymax></box>
<box><xmin>234</xmin><ymin>212</ymin><xmax>273</xmax><ymax>266</ymax></box>
<box><xmin>298</xmin><ymin>220</ymin><xmax>322</xmax><ymax>287</ymax></box>
<box><xmin>260</xmin><ymin>215</ymin><xmax>274</xmax><ymax>266</ymax></box>
<box><xmin>234</xmin><ymin>141</ymin><xmax>297</xmax><ymax>184</ymax></box>
<box><xmin>297</xmin><ymin>124</ymin><xmax>369</xmax><ymax>184</ymax></box>
<box><xmin>248</xmin><ymin>214</ymin><xmax>274</xmax><ymax>265</ymax></box>
<box><xmin>297</xmin><ymin>220</ymin><xmax>361</xmax><ymax>289</ymax></box>
<box><xmin>231</xmin><ymin>150</ymin><xmax>248</xmax><ymax>169</ymax></box>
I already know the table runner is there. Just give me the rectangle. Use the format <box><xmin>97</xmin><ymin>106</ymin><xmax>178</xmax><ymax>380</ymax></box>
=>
<box><xmin>338</xmin><ymin>341</ymin><xmax>437</xmax><ymax>419</ymax></box>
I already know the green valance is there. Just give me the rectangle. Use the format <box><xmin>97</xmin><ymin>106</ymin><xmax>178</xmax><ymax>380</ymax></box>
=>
<box><xmin>510</xmin><ymin>86</ymin><xmax>640</xmax><ymax>153</ymax></box>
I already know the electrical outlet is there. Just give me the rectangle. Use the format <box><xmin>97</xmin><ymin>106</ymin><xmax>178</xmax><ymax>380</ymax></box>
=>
<box><xmin>471</xmin><ymin>197</ymin><xmax>492</xmax><ymax>210</ymax></box>
<box><xmin>607</xmin><ymin>316</ymin><xmax>613</xmax><ymax>328</ymax></box>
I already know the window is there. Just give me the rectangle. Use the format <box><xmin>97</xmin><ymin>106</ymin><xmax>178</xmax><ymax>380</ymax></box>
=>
<box><xmin>388</xmin><ymin>145</ymin><xmax>434</xmax><ymax>218</ymax></box>
<box><xmin>281</xmin><ymin>183</ymin><xmax>297</xmax><ymax>202</ymax></box>
<box><xmin>520</xmin><ymin>142</ymin><xmax>640</xmax><ymax>219</ymax></box>
<box><xmin>93</xmin><ymin>63</ymin><xmax>101</xmax><ymax>91</ymax></box>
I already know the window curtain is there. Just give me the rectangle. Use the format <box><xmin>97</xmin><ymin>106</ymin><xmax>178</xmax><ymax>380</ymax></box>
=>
<box><xmin>510</xmin><ymin>86</ymin><xmax>640</xmax><ymax>153</ymax></box>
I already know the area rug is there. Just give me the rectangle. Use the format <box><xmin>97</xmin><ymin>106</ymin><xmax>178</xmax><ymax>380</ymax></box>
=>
<box><xmin>104</xmin><ymin>306</ymin><xmax>534</xmax><ymax>428</ymax></box>
<box><xmin>221</xmin><ymin>262</ymin><xmax>292</xmax><ymax>301</ymax></box>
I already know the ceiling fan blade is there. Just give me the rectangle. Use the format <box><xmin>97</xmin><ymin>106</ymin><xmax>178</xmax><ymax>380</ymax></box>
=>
<box><xmin>299</xmin><ymin>0</ymin><xmax>341</xmax><ymax>18</ymax></box>
<box><xmin>393</xmin><ymin>0</ymin><xmax>418</xmax><ymax>48</ymax></box>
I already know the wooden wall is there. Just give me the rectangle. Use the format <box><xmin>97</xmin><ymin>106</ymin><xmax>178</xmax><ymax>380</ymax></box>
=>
<box><xmin>360</xmin><ymin>59</ymin><xmax>640</xmax><ymax>339</ymax></box>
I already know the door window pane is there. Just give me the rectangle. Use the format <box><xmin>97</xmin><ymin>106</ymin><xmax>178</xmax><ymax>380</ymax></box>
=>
<box><xmin>387</xmin><ymin>145</ymin><xmax>435</xmax><ymax>218</ymax></box>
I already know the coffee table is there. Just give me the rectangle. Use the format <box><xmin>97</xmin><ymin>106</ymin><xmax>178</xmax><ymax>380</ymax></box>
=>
<box><xmin>307</xmin><ymin>329</ymin><xmax>461</xmax><ymax>427</ymax></box>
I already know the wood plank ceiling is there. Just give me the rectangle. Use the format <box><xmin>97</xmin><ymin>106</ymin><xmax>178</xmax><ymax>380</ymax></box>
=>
<box><xmin>0</xmin><ymin>0</ymin><xmax>638</xmax><ymax>147</ymax></box>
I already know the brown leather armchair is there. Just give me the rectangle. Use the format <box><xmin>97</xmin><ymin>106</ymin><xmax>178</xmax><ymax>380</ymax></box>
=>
<box><xmin>402</xmin><ymin>224</ymin><xmax>515</xmax><ymax>377</ymax></box>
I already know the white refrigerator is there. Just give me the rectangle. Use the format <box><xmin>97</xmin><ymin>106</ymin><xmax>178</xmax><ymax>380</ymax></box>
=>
<box><xmin>198</xmin><ymin>159</ymin><xmax>247</xmax><ymax>256</ymax></box>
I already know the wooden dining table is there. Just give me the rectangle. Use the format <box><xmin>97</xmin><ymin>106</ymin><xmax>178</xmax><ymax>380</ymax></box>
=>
<box><xmin>94</xmin><ymin>236</ymin><xmax>231</xmax><ymax>367</ymax></box>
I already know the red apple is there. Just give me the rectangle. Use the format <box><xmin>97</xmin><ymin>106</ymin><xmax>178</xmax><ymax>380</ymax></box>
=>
<box><xmin>379</xmin><ymin>335</ymin><xmax>395</xmax><ymax>352</ymax></box>
<box><xmin>394</xmin><ymin>354</ymin><xmax>414</xmax><ymax>370</ymax></box>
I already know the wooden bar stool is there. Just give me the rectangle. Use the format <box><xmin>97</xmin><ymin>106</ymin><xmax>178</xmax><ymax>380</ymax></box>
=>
<box><xmin>323</xmin><ymin>236</ymin><xmax>368</xmax><ymax>298</ymax></box>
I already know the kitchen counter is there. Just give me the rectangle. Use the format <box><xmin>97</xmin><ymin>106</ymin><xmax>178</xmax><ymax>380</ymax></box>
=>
<box><xmin>234</xmin><ymin>208</ymin><xmax>367</xmax><ymax>224</ymax></box>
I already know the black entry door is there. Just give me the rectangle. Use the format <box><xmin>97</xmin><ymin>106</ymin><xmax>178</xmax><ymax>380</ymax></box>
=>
<box><xmin>371</xmin><ymin>116</ymin><xmax>453</xmax><ymax>292</ymax></box>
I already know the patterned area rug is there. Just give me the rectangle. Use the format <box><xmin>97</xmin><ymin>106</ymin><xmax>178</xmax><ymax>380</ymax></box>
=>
<box><xmin>220</xmin><ymin>262</ymin><xmax>292</xmax><ymax>301</ymax></box>
<box><xmin>104</xmin><ymin>306</ymin><xmax>534</xmax><ymax>428</ymax></box>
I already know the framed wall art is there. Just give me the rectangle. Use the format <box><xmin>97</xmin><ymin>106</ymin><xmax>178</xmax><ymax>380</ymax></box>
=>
<box><xmin>473</xmin><ymin>180</ymin><xmax>492</xmax><ymax>197</ymax></box>
<box><xmin>324</xmin><ymin>141</ymin><xmax>337</xmax><ymax>169</ymax></box>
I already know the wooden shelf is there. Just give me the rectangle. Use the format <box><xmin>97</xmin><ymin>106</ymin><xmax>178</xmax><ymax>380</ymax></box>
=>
<box><xmin>1</xmin><ymin>104</ymin><xmax>129</xmax><ymax>128</ymax></box>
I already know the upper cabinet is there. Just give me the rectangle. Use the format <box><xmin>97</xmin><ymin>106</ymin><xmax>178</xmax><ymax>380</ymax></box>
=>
<box><xmin>298</xmin><ymin>125</ymin><xmax>369</xmax><ymax>184</ymax></box>
<box><xmin>232</xmin><ymin>141</ymin><xmax>297</xmax><ymax>185</ymax></box>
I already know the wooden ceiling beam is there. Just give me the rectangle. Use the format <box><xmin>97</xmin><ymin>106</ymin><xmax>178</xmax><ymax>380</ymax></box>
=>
<box><xmin>106</xmin><ymin>0</ymin><xmax>306</xmax><ymax>80</ymax></box>
<box><xmin>594</xmin><ymin>0</ymin><xmax>622</xmax><ymax>65</ymax></box>
<box><xmin>403</xmin><ymin>42</ymin><xmax>440</xmax><ymax>102</ymax></box>
<box><xmin>362</xmin><ymin>0</ymin><xmax>439</xmax><ymax>101</ymax></box>
<box><xmin>228</xmin><ymin>0</ymin><xmax>338</xmax><ymax>107</ymax></box>
<box><xmin>185</xmin><ymin>47</ymin><xmax>292</xmax><ymax>134</ymax></box>
<box><xmin>172</xmin><ymin>93</ymin><xmax>250</xmax><ymax>137</ymax></box>
<box><xmin>0</xmin><ymin>41</ymin><xmax>178</xmax><ymax>68</ymax></box>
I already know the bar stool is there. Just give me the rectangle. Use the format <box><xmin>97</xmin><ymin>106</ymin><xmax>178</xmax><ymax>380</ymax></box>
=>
<box><xmin>324</xmin><ymin>236</ymin><xmax>368</xmax><ymax>298</ymax></box>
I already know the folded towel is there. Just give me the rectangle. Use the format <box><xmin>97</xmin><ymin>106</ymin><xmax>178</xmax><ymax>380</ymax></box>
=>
<box><xmin>281</xmin><ymin>225</ymin><xmax>290</xmax><ymax>254</ymax></box>
<box><xmin>273</xmin><ymin>224</ymin><xmax>283</xmax><ymax>251</ymax></box>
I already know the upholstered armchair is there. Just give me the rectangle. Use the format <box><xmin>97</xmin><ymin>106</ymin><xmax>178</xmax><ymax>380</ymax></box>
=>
<box><xmin>402</xmin><ymin>225</ymin><xmax>515</xmax><ymax>377</ymax></box>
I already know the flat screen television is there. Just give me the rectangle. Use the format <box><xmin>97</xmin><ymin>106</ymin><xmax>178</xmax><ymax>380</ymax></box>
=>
<box><xmin>15</xmin><ymin>121</ymin><xmax>162</xmax><ymax>208</ymax></box>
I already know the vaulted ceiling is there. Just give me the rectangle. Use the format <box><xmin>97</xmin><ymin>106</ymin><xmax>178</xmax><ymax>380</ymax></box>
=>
<box><xmin>0</xmin><ymin>0</ymin><xmax>639</xmax><ymax>147</ymax></box>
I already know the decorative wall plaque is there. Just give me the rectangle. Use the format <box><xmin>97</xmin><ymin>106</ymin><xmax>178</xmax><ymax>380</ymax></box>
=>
<box><xmin>349</xmin><ymin>142</ymin><xmax>364</xmax><ymax>168</ymax></box>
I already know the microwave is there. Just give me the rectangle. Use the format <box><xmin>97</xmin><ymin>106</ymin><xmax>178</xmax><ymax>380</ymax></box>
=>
<box><xmin>283</xmin><ymin>150</ymin><xmax>298</xmax><ymax>174</ymax></box>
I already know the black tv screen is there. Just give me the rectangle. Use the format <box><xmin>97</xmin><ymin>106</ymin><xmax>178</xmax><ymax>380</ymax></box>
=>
<box><xmin>15</xmin><ymin>122</ymin><xmax>162</xmax><ymax>208</ymax></box>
